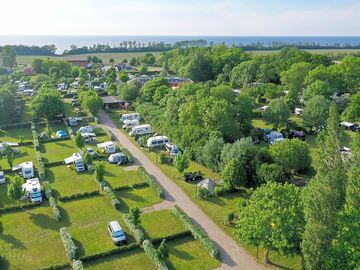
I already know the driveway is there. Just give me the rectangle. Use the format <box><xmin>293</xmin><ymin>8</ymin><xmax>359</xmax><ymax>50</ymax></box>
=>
<box><xmin>97</xmin><ymin>111</ymin><xmax>266</xmax><ymax>270</ymax></box>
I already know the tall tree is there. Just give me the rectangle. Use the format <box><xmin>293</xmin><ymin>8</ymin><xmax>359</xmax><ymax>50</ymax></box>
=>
<box><xmin>0</xmin><ymin>45</ymin><xmax>16</xmax><ymax>68</ymax></box>
<box><xmin>7</xmin><ymin>175</ymin><xmax>24</xmax><ymax>200</ymax></box>
<box><xmin>74</xmin><ymin>132</ymin><xmax>85</xmax><ymax>149</ymax></box>
<box><xmin>303</xmin><ymin>95</ymin><xmax>330</xmax><ymax>131</ymax></box>
<box><xmin>263</xmin><ymin>98</ymin><xmax>291</xmax><ymax>129</ymax></box>
<box><xmin>173</xmin><ymin>151</ymin><xmax>190</xmax><ymax>175</ymax></box>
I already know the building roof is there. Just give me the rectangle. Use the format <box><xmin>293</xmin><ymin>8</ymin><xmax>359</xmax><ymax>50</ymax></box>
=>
<box><xmin>197</xmin><ymin>179</ymin><xmax>216</xmax><ymax>193</ymax></box>
<box><xmin>101</xmin><ymin>96</ymin><xmax>126</xmax><ymax>104</ymax></box>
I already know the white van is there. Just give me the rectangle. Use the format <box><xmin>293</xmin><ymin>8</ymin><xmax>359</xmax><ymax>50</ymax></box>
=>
<box><xmin>129</xmin><ymin>124</ymin><xmax>152</xmax><ymax>137</ymax></box>
<box><xmin>120</xmin><ymin>113</ymin><xmax>140</xmax><ymax>123</ymax></box>
<box><xmin>108</xmin><ymin>221</ymin><xmax>127</xmax><ymax>245</ymax></box>
<box><xmin>12</xmin><ymin>161</ymin><xmax>35</xmax><ymax>179</ymax></box>
<box><xmin>77</xmin><ymin>126</ymin><xmax>94</xmax><ymax>134</ymax></box>
<box><xmin>264</xmin><ymin>131</ymin><xmax>284</xmax><ymax>144</ymax></box>
<box><xmin>147</xmin><ymin>136</ymin><xmax>169</xmax><ymax>148</ymax></box>
<box><xmin>122</xmin><ymin>119</ymin><xmax>140</xmax><ymax>129</ymax></box>
<box><xmin>64</xmin><ymin>153</ymin><xmax>85</xmax><ymax>172</ymax></box>
<box><xmin>97</xmin><ymin>141</ymin><xmax>116</xmax><ymax>154</ymax></box>
<box><xmin>22</xmin><ymin>178</ymin><xmax>43</xmax><ymax>204</ymax></box>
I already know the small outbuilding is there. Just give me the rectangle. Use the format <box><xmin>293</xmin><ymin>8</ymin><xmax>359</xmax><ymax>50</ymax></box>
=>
<box><xmin>197</xmin><ymin>179</ymin><xmax>216</xmax><ymax>194</ymax></box>
<box><xmin>101</xmin><ymin>96</ymin><xmax>131</xmax><ymax>110</ymax></box>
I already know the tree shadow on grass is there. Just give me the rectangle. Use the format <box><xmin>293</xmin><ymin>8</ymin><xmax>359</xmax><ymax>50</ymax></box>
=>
<box><xmin>0</xmin><ymin>234</ymin><xmax>26</xmax><ymax>250</ymax></box>
<box><xmin>119</xmin><ymin>190</ymin><xmax>145</xmax><ymax>202</ymax></box>
<box><xmin>73</xmin><ymin>238</ymin><xmax>86</xmax><ymax>258</ymax></box>
<box><xmin>29</xmin><ymin>213</ymin><xmax>66</xmax><ymax>231</ymax></box>
<box><xmin>55</xmin><ymin>142</ymin><xmax>74</xmax><ymax>148</ymax></box>
<box><xmin>104</xmin><ymin>170</ymin><xmax>116</xmax><ymax>177</ymax></box>
<box><xmin>0</xmin><ymin>256</ymin><xmax>10</xmax><ymax>270</ymax></box>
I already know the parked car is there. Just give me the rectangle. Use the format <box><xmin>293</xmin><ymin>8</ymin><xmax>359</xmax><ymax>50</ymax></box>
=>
<box><xmin>289</xmin><ymin>130</ymin><xmax>306</xmax><ymax>141</ymax></box>
<box><xmin>183</xmin><ymin>171</ymin><xmax>204</xmax><ymax>182</ymax></box>
<box><xmin>108</xmin><ymin>221</ymin><xmax>127</xmax><ymax>245</ymax></box>
<box><xmin>0</xmin><ymin>171</ymin><xmax>5</xmax><ymax>184</ymax></box>
<box><xmin>86</xmin><ymin>147</ymin><xmax>96</xmax><ymax>157</ymax></box>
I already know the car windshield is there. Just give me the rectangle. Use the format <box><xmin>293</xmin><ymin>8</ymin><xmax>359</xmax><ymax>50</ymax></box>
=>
<box><xmin>113</xmin><ymin>231</ymin><xmax>124</xmax><ymax>238</ymax></box>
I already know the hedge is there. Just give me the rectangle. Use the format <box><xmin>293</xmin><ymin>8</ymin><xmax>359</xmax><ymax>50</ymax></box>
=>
<box><xmin>32</xmin><ymin>130</ymin><xmax>40</xmax><ymax>150</ymax></box>
<box><xmin>123</xmin><ymin>214</ymin><xmax>145</xmax><ymax>243</ymax></box>
<box><xmin>0</xmin><ymin>202</ymin><xmax>38</xmax><ymax>214</ymax></box>
<box><xmin>42</xmin><ymin>181</ymin><xmax>52</xmax><ymax>198</ymax></box>
<box><xmin>103</xmin><ymin>186</ymin><xmax>121</xmax><ymax>210</ymax></box>
<box><xmin>59</xmin><ymin>190</ymin><xmax>100</xmax><ymax>202</ymax></box>
<box><xmin>152</xmin><ymin>230</ymin><xmax>191</xmax><ymax>244</ymax></box>
<box><xmin>40</xmin><ymin>137</ymin><xmax>70</xmax><ymax>143</ymax></box>
<box><xmin>172</xmin><ymin>205</ymin><xmax>219</xmax><ymax>259</ymax></box>
<box><xmin>38</xmin><ymin>262</ymin><xmax>70</xmax><ymax>270</ymax></box>
<box><xmin>138</xmin><ymin>167</ymin><xmax>164</xmax><ymax>199</ymax></box>
<box><xmin>143</xmin><ymin>239</ymin><xmax>169</xmax><ymax>270</ymax></box>
<box><xmin>112</xmin><ymin>182</ymin><xmax>149</xmax><ymax>191</ymax></box>
<box><xmin>72</xmin><ymin>260</ymin><xmax>83</xmax><ymax>270</ymax></box>
<box><xmin>60</xmin><ymin>227</ymin><xmax>78</xmax><ymax>260</ymax></box>
<box><xmin>80</xmin><ymin>243</ymin><xmax>139</xmax><ymax>262</ymax></box>
<box><xmin>49</xmin><ymin>197</ymin><xmax>61</xmax><ymax>221</ymax></box>
<box><xmin>63</xmin><ymin>118</ymin><xmax>75</xmax><ymax>139</ymax></box>
<box><xmin>44</xmin><ymin>160</ymin><xmax>65</xmax><ymax>167</ymax></box>
<box><xmin>0</xmin><ymin>121</ymin><xmax>31</xmax><ymax>129</ymax></box>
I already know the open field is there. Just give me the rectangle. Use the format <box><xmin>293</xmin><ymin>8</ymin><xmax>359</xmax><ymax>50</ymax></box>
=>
<box><xmin>40</xmin><ymin>139</ymin><xmax>77</xmax><ymax>163</ymax></box>
<box><xmin>0</xmin><ymin>127</ymin><xmax>33</xmax><ymax>142</ymax></box>
<box><xmin>16</xmin><ymin>52</ymin><xmax>162</xmax><ymax>65</ymax></box>
<box><xmin>36</xmin><ymin>122</ymin><xmax>68</xmax><ymax>138</ymax></box>
<box><xmin>248</xmin><ymin>48</ymin><xmax>360</xmax><ymax>55</ymax></box>
<box><xmin>103</xmin><ymin>164</ymin><xmax>144</xmax><ymax>189</ymax></box>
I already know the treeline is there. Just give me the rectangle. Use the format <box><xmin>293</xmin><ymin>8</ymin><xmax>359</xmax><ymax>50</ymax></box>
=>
<box><xmin>0</xmin><ymin>45</ymin><xmax>56</xmax><ymax>56</ymax></box>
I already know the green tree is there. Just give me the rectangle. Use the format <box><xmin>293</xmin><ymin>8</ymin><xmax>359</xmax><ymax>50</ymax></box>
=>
<box><xmin>71</xmin><ymin>66</ymin><xmax>80</xmax><ymax>78</ymax></box>
<box><xmin>221</xmin><ymin>159</ymin><xmax>246</xmax><ymax>190</ymax></box>
<box><xmin>236</xmin><ymin>182</ymin><xmax>304</xmax><ymax>264</ymax></box>
<box><xmin>74</xmin><ymin>132</ymin><xmax>85</xmax><ymax>149</ymax></box>
<box><xmin>138</xmin><ymin>66</ymin><xmax>148</xmax><ymax>75</ymax></box>
<box><xmin>31</xmin><ymin>85</ymin><xmax>65</xmax><ymax>120</ymax></box>
<box><xmin>303</xmin><ymin>80</ymin><xmax>333</xmax><ymax>100</ymax></box>
<box><xmin>4</xmin><ymin>145</ymin><xmax>15</xmax><ymax>169</ymax></box>
<box><xmin>303</xmin><ymin>95</ymin><xmax>330</xmax><ymax>131</ymax></box>
<box><xmin>199</xmin><ymin>135</ymin><xmax>224</xmax><ymax>172</ymax></box>
<box><xmin>7</xmin><ymin>176</ymin><xmax>24</xmax><ymax>200</ymax></box>
<box><xmin>129</xmin><ymin>207</ymin><xmax>141</xmax><ymax>227</ymax></box>
<box><xmin>280</xmin><ymin>62</ymin><xmax>312</xmax><ymax>93</ymax></box>
<box><xmin>263</xmin><ymin>98</ymin><xmax>291</xmax><ymax>129</ymax></box>
<box><xmin>78</xmin><ymin>90</ymin><xmax>102</xmax><ymax>116</ymax></box>
<box><xmin>94</xmin><ymin>162</ymin><xmax>105</xmax><ymax>181</ymax></box>
<box><xmin>230</xmin><ymin>60</ymin><xmax>258</xmax><ymax>87</ymax></box>
<box><xmin>141</xmin><ymin>53</ymin><xmax>156</xmax><ymax>66</ymax></box>
<box><xmin>157</xmin><ymin>239</ymin><xmax>169</xmax><ymax>260</ymax></box>
<box><xmin>256</xmin><ymin>163</ymin><xmax>285</xmax><ymax>183</ymax></box>
<box><xmin>140</xmin><ymin>78</ymin><xmax>168</xmax><ymax>102</ymax></box>
<box><xmin>173</xmin><ymin>151</ymin><xmax>190</xmax><ymax>175</ymax></box>
<box><xmin>343</xmin><ymin>91</ymin><xmax>360</xmax><ymax>121</ymax></box>
<box><xmin>269</xmin><ymin>139</ymin><xmax>311</xmax><ymax>175</ymax></box>
<box><xmin>119</xmin><ymin>81</ymin><xmax>140</xmax><ymax>101</ymax></box>
<box><xmin>234</xmin><ymin>95</ymin><xmax>255</xmax><ymax>136</ymax></box>
<box><xmin>118</xmin><ymin>70</ymin><xmax>129</xmax><ymax>82</ymax></box>
<box><xmin>0</xmin><ymin>45</ymin><xmax>16</xmax><ymax>68</ymax></box>
<box><xmin>83</xmin><ymin>152</ymin><xmax>92</xmax><ymax>165</ymax></box>
<box><xmin>209</xmin><ymin>85</ymin><xmax>234</xmax><ymax>103</ymax></box>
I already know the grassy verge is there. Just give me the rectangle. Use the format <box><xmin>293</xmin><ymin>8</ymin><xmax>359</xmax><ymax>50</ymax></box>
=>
<box><xmin>40</xmin><ymin>140</ymin><xmax>78</xmax><ymax>163</ymax></box>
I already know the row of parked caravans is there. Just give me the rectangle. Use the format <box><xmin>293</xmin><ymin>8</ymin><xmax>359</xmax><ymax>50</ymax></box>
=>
<box><xmin>120</xmin><ymin>113</ymin><xmax>179</xmax><ymax>155</ymax></box>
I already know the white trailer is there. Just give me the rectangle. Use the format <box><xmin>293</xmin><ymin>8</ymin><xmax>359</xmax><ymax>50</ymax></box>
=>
<box><xmin>97</xmin><ymin>141</ymin><xmax>116</xmax><ymax>154</ymax></box>
<box><xmin>264</xmin><ymin>131</ymin><xmax>284</xmax><ymax>144</ymax></box>
<box><xmin>77</xmin><ymin>126</ymin><xmax>94</xmax><ymax>134</ymax></box>
<box><xmin>64</xmin><ymin>153</ymin><xmax>85</xmax><ymax>172</ymax></box>
<box><xmin>122</xmin><ymin>119</ymin><xmax>140</xmax><ymax>129</ymax></box>
<box><xmin>22</xmin><ymin>178</ymin><xmax>43</xmax><ymax>204</ymax></box>
<box><xmin>0</xmin><ymin>142</ymin><xmax>19</xmax><ymax>154</ymax></box>
<box><xmin>147</xmin><ymin>136</ymin><xmax>169</xmax><ymax>148</ymax></box>
<box><xmin>129</xmin><ymin>124</ymin><xmax>152</xmax><ymax>137</ymax></box>
<box><xmin>12</xmin><ymin>161</ymin><xmax>35</xmax><ymax>179</ymax></box>
<box><xmin>120</xmin><ymin>113</ymin><xmax>140</xmax><ymax>123</ymax></box>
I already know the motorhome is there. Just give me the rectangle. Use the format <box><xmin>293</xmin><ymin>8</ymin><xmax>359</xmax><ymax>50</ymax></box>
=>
<box><xmin>108</xmin><ymin>221</ymin><xmax>126</xmax><ymax>245</ymax></box>
<box><xmin>165</xmin><ymin>142</ymin><xmax>179</xmax><ymax>156</ymax></box>
<box><xmin>0</xmin><ymin>171</ymin><xmax>5</xmax><ymax>184</ymax></box>
<box><xmin>68</xmin><ymin>117</ymin><xmax>82</xmax><ymax>127</ymax></box>
<box><xmin>120</xmin><ymin>113</ymin><xmax>140</xmax><ymax>123</ymax></box>
<box><xmin>77</xmin><ymin>126</ymin><xmax>94</xmax><ymax>134</ymax></box>
<box><xmin>122</xmin><ymin>119</ymin><xmax>140</xmax><ymax>129</ymax></box>
<box><xmin>12</xmin><ymin>161</ymin><xmax>35</xmax><ymax>179</ymax></box>
<box><xmin>97</xmin><ymin>141</ymin><xmax>116</xmax><ymax>154</ymax></box>
<box><xmin>22</xmin><ymin>178</ymin><xmax>43</xmax><ymax>204</ymax></box>
<box><xmin>108</xmin><ymin>153</ymin><xmax>128</xmax><ymax>164</ymax></box>
<box><xmin>129</xmin><ymin>124</ymin><xmax>152</xmax><ymax>137</ymax></box>
<box><xmin>264</xmin><ymin>131</ymin><xmax>284</xmax><ymax>144</ymax></box>
<box><xmin>147</xmin><ymin>136</ymin><xmax>169</xmax><ymax>148</ymax></box>
<box><xmin>64</xmin><ymin>153</ymin><xmax>85</xmax><ymax>172</ymax></box>
<box><xmin>81</xmin><ymin>132</ymin><xmax>97</xmax><ymax>143</ymax></box>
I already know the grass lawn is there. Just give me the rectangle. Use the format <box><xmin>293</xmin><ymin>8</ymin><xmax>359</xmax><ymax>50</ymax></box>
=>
<box><xmin>85</xmin><ymin>248</ymin><xmax>156</xmax><ymax>270</ymax></box>
<box><xmin>0</xmin><ymin>205</ymin><xmax>68</xmax><ymax>270</ymax></box>
<box><xmin>103</xmin><ymin>163</ymin><xmax>145</xmax><ymax>189</ymax></box>
<box><xmin>0</xmin><ymin>145</ymin><xmax>36</xmax><ymax>170</ymax></box>
<box><xmin>115</xmin><ymin>186</ymin><xmax>162</xmax><ymax>213</ymax></box>
<box><xmin>0</xmin><ymin>126</ymin><xmax>33</xmax><ymax>142</ymax></box>
<box><xmin>45</xmin><ymin>165</ymin><xmax>98</xmax><ymax>197</ymax></box>
<box><xmin>141</xmin><ymin>210</ymin><xmax>187</xmax><ymax>240</ymax></box>
<box><xmin>165</xmin><ymin>236</ymin><xmax>221</xmax><ymax>270</ymax></box>
<box><xmin>40</xmin><ymin>140</ymin><xmax>78</xmax><ymax>163</ymax></box>
<box><xmin>0</xmin><ymin>173</ymin><xmax>34</xmax><ymax>208</ymax></box>
<box><xmin>59</xmin><ymin>196</ymin><xmax>136</xmax><ymax>257</ymax></box>
<box><xmin>36</xmin><ymin>122</ymin><xmax>68</xmax><ymax>138</ymax></box>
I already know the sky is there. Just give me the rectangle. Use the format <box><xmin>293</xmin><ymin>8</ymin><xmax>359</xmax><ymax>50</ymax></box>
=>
<box><xmin>1</xmin><ymin>0</ymin><xmax>360</xmax><ymax>36</ymax></box>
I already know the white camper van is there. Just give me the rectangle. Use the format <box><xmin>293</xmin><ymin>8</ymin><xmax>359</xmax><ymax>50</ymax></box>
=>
<box><xmin>64</xmin><ymin>153</ymin><xmax>85</xmax><ymax>172</ymax></box>
<box><xmin>97</xmin><ymin>141</ymin><xmax>116</xmax><ymax>154</ymax></box>
<box><xmin>120</xmin><ymin>113</ymin><xmax>140</xmax><ymax>123</ymax></box>
<box><xmin>77</xmin><ymin>126</ymin><xmax>94</xmax><ymax>134</ymax></box>
<box><xmin>129</xmin><ymin>124</ymin><xmax>152</xmax><ymax>137</ymax></box>
<box><xmin>122</xmin><ymin>119</ymin><xmax>140</xmax><ymax>130</ymax></box>
<box><xmin>264</xmin><ymin>131</ymin><xmax>284</xmax><ymax>144</ymax></box>
<box><xmin>147</xmin><ymin>136</ymin><xmax>169</xmax><ymax>148</ymax></box>
<box><xmin>12</xmin><ymin>161</ymin><xmax>35</xmax><ymax>179</ymax></box>
<box><xmin>0</xmin><ymin>142</ymin><xmax>19</xmax><ymax>154</ymax></box>
<box><xmin>22</xmin><ymin>178</ymin><xmax>43</xmax><ymax>204</ymax></box>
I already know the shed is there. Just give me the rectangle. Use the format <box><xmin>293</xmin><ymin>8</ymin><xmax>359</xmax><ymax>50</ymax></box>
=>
<box><xmin>101</xmin><ymin>96</ymin><xmax>131</xmax><ymax>110</ymax></box>
<box><xmin>197</xmin><ymin>179</ymin><xmax>216</xmax><ymax>194</ymax></box>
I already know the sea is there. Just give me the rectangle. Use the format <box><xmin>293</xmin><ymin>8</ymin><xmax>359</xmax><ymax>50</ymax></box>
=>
<box><xmin>1</xmin><ymin>35</ymin><xmax>360</xmax><ymax>54</ymax></box>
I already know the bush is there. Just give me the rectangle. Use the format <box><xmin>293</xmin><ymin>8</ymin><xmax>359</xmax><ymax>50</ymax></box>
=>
<box><xmin>158</xmin><ymin>152</ymin><xmax>167</xmax><ymax>164</ymax></box>
<box><xmin>214</xmin><ymin>185</ymin><xmax>230</xmax><ymax>196</ymax></box>
<box><xmin>123</xmin><ymin>214</ymin><xmax>145</xmax><ymax>243</ymax></box>
<box><xmin>49</xmin><ymin>197</ymin><xmax>61</xmax><ymax>221</ymax></box>
<box><xmin>172</xmin><ymin>205</ymin><xmax>219</xmax><ymax>259</ymax></box>
<box><xmin>32</xmin><ymin>130</ymin><xmax>39</xmax><ymax>149</ymax></box>
<box><xmin>80</xmin><ymin>243</ymin><xmax>139</xmax><ymax>262</ymax></box>
<box><xmin>197</xmin><ymin>187</ymin><xmax>212</xmax><ymax>199</ymax></box>
<box><xmin>138</xmin><ymin>166</ymin><xmax>164</xmax><ymax>199</ymax></box>
<box><xmin>42</xmin><ymin>181</ymin><xmax>52</xmax><ymax>198</ymax></box>
<box><xmin>59</xmin><ymin>227</ymin><xmax>78</xmax><ymax>260</ymax></box>
<box><xmin>120</xmin><ymin>147</ymin><xmax>134</xmax><ymax>163</ymax></box>
<box><xmin>143</xmin><ymin>240</ymin><xmax>169</xmax><ymax>270</ymax></box>
<box><xmin>59</xmin><ymin>190</ymin><xmax>100</xmax><ymax>202</ymax></box>
<box><xmin>72</xmin><ymin>260</ymin><xmax>83</xmax><ymax>270</ymax></box>
<box><xmin>103</xmin><ymin>186</ymin><xmax>121</xmax><ymax>210</ymax></box>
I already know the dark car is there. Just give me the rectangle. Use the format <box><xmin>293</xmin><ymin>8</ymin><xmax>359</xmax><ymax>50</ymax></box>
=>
<box><xmin>183</xmin><ymin>171</ymin><xmax>204</xmax><ymax>182</ymax></box>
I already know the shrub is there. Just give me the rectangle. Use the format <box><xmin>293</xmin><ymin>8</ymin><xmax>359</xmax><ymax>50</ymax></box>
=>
<box><xmin>42</xmin><ymin>181</ymin><xmax>52</xmax><ymax>198</ymax></box>
<box><xmin>172</xmin><ymin>205</ymin><xmax>219</xmax><ymax>259</ymax></box>
<box><xmin>120</xmin><ymin>147</ymin><xmax>134</xmax><ymax>163</ymax></box>
<box><xmin>214</xmin><ymin>185</ymin><xmax>230</xmax><ymax>196</ymax></box>
<box><xmin>72</xmin><ymin>260</ymin><xmax>83</xmax><ymax>270</ymax></box>
<box><xmin>59</xmin><ymin>190</ymin><xmax>100</xmax><ymax>202</ymax></box>
<box><xmin>138</xmin><ymin>166</ymin><xmax>164</xmax><ymax>198</ymax></box>
<box><xmin>197</xmin><ymin>187</ymin><xmax>212</xmax><ymax>199</ymax></box>
<box><xmin>49</xmin><ymin>197</ymin><xmax>61</xmax><ymax>221</ymax></box>
<box><xmin>143</xmin><ymin>239</ymin><xmax>169</xmax><ymax>270</ymax></box>
<box><xmin>123</xmin><ymin>214</ymin><xmax>145</xmax><ymax>243</ymax></box>
<box><xmin>158</xmin><ymin>152</ymin><xmax>167</xmax><ymax>164</ymax></box>
<box><xmin>32</xmin><ymin>130</ymin><xmax>39</xmax><ymax>149</ymax></box>
<box><xmin>103</xmin><ymin>186</ymin><xmax>121</xmax><ymax>210</ymax></box>
<box><xmin>157</xmin><ymin>239</ymin><xmax>169</xmax><ymax>260</ymax></box>
<box><xmin>59</xmin><ymin>227</ymin><xmax>78</xmax><ymax>260</ymax></box>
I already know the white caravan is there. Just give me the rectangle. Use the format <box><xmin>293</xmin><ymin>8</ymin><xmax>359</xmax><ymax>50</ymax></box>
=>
<box><xmin>97</xmin><ymin>141</ymin><xmax>116</xmax><ymax>154</ymax></box>
<box><xmin>264</xmin><ymin>131</ymin><xmax>284</xmax><ymax>144</ymax></box>
<box><xmin>64</xmin><ymin>153</ymin><xmax>85</xmax><ymax>172</ymax></box>
<box><xmin>122</xmin><ymin>119</ymin><xmax>140</xmax><ymax>130</ymax></box>
<box><xmin>0</xmin><ymin>142</ymin><xmax>19</xmax><ymax>154</ymax></box>
<box><xmin>129</xmin><ymin>124</ymin><xmax>152</xmax><ymax>137</ymax></box>
<box><xmin>120</xmin><ymin>113</ymin><xmax>140</xmax><ymax>123</ymax></box>
<box><xmin>147</xmin><ymin>136</ymin><xmax>169</xmax><ymax>148</ymax></box>
<box><xmin>12</xmin><ymin>161</ymin><xmax>35</xmax><ymax>179</ymax></box>
<box><xmin>81</xmin><ymin>132</ymin><xmax>97</xmax><ymax>143</ymax></box>
<box><xmin>77</xmin><ymin>126</ymin><xmax>94</xmax><ymax>134</ymax></box>
<box><xmin>22</xmin><ymin>178</ymin><xmax>43</xmax><ymax>204</ymax></box>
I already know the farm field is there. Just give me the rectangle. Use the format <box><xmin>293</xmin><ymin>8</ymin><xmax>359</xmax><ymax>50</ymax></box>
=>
<box><xmin>248</xmin><ymin>48</ymin><xmax>360</xmax><ymax>55</ymax></box>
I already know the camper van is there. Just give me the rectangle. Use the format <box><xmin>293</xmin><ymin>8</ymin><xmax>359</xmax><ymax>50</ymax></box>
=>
<box><xmin>12</xmin><ymin>161</ymin><xmax>35</xmax><ymax>179</ymax></box>
<box><xmin>22</xmin><ymin>178</ymin><xmax>43</xmax><ymax>204</ymax></box>
<box><xmin>122</xmin><ymin>119</ymin><xmax>140</xmax><ymax>130</ymax></box>
<box><xmin>108</xmin><ymin>153</ymin><xmax>128</xmax><ymax>165</ymax></box>
<box><xmin>0</xmin><ymin>171</ymin><xmax>5</xmax><ymax>184</ymax></box>
<box><xmin>77</xmin><ymin>126</ymin><xmax>94</xmax><ymax>134</ymax></box>
<box><xmin>97</xmin><ymin>141</ymin><xmax>116</xmax><ymax>154</ymax></box>
<box><xmin>264</xmin><ymin>131</ymin><xmax>284</xmax><ymax>144</ymax></box>
<box><xmin>147</xmin><ymin>136</ymin><xmax>169</xmax><ymax>148</ymax></box>
<box><xmin>120</xmin><ymin>113</ymin><xmax>140</xmax><ymax>123</ymax></box>
<box><xmin>166</xmin><ymin>142</ymin><xmax>179</xmax><ymax>156</ymax></box>
<box><xmin>81</xmin><ymin>132</ymin><xmax>97</xmax><ymax>143</ymax></box>
<box><xmin>129</xmin><ymin>124</ymin><xmax>152</xmax><ymax>137</ymax></box>
<box><xmin>108</xmin><ymin>221</ymin><xmax>127</xmax><ymax>245</ymax></box>
<box><xmin>64</xmin><ymin>153</ymin><xmax>85</xmax><ymax>172</ymax></box>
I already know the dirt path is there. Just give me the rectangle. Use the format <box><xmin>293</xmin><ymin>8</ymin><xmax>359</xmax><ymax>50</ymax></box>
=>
<box><xmin>141</xmin><ymin>200</ymin><xmax>175</xmax><ymax>214</ymax></box>
<box><xmin>98</xmin><ymin>111</ymin><xmax>266</xmax><ymax>270</ymax></box>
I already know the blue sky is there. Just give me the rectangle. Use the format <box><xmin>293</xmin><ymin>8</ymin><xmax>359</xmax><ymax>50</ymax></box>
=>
<box><xmin>1</xmin><ymin>0</ymin><xmax>359</xmax><ymax>35</ymax></box>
